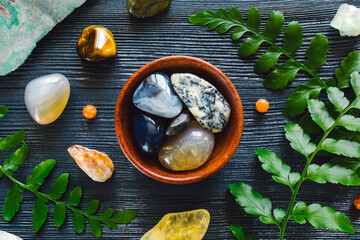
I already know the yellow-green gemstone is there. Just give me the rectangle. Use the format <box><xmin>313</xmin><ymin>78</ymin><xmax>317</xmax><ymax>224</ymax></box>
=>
<box><xmin>141</xmin><ymin>209</ymin><xmax>210</xmax><ymax>240</ymax></box>
<box><xmin>127</xmin><ymin>0</ymin><xmax>172</xmax><ymax>18</ymax></box>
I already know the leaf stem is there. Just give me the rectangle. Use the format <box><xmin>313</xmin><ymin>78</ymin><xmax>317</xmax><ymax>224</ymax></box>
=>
<box><xmin>0</xmin><ymin>167</ymin><xmax>99</xmax><ymax>221</ymax></box>
<box><xmin>278</xmin><ymin>96</ymin><xmax>360</xmax><ymax>239</ymax></box>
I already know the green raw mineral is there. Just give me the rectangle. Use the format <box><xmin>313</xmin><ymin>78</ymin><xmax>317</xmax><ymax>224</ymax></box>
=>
<box><xmin>0</xmin><ymin>0</ymin><xmax>86</xmax><ymax>76</ymax></box>
<box><xmin>127</xmin><ymin>0</ymin><xmax>171</xmax><ymax>18</ymax></box>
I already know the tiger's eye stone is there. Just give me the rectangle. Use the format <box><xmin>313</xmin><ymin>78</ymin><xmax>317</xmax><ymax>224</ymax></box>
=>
<box><xmin>76</xmin><ymin>26</ymin><xmax>117</xmax><ymax>62</ymax></box>
<box><xmin>127</xmin><ymin>0</ymin><xmax>172</xmax><ymax>18</ymax></box>
<box><xmin>141</xmin><ymin>209</ymin><xmax>210</xmax><ymax>240</ymax></box>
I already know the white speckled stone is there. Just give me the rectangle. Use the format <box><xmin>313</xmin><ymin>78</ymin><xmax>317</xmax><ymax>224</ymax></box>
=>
<box><xmin>171</xmin><ymin>73</ymin><xmax>231</xmax><ymax>133</ymax></box>
<box><xmin>133</xmin><ymin>73</ymin><xmax>182</xmax><ymax>118</ymax></box>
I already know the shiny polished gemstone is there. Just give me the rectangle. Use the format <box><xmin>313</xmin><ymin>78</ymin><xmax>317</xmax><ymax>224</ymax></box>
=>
<box><xmin>141</xmin><ymin>209</ymin><xmax>210</xmax><ymax>240</ymax></box>
<box><xmin>132</xmin><ymin>113</ymin><xmax>166</xmax><ymax>154</ymax></box>
<box><xmin>133</xmin><ymin>73</ymin><xmax>182</xmax><ymax>118</ymax></box>
<box><xmin>166</xmin><ymin>113</ymin><xmax>192</xmax><ymax>136</ymax></box>
<box><xmin>76</xmin><ymin>26</ymin><xmax>117</xmax><ymax>62</ymax></box>
<box><xmin>24</xmin><ymin>73</ymin><xmax>70</xmax><ymax>125</ymax></box>
<box><xmin>159</xmin><ymin>121</ymin><xmax>215</xmax><ymax>171</ymax></box>
<box><xmin>68</xmin><ymin>145</ymin><xmax>114</xmax><ymax>182</ymax></box>
<box><xmin>127</xmin><ymin>0</ymin><xmax>172</xmax><ymax>18</ymax></box>
<box><xmin>0</xmin><ymin>231</ymin><xmax>22</xmax><ymax>240</ymax></box>
<box><xmin>171</xmin><ymin>73</ymin><xmax>231</xmax><ymax>133</ymax></box>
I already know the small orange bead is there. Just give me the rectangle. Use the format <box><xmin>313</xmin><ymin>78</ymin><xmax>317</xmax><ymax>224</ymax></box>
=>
<box><xmin>256</xmin><ymin>99</ymin><xmax>269</xmax><ymax>113</ymax></box>
<box><xmin>354</xmin><ymin>197</ymin><xmax>360</xmax><ymax>210</ymax></box>
<box><xmin>83</xmin><ymin>105</ymin><xmax>97</xmax><ymax>119</ymax></box>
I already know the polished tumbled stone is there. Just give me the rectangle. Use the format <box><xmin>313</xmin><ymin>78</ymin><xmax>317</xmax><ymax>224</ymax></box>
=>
<box><xmin>25</xmin><ymin>73</ymin><xmax>70</xmax><ymax>125</ymax></box>
<box><xmin>159</xmin><ymin>121</ymin><xmax>215</xmax><ymax>171</ymax></box>
<box><xmin>133</xmin><ymin>73</ymin><xmax>182</xmax><ymax>118</ymax></box>
<box><xmin>77</xmin><ymin>26</ymin><xmax>117</xmax><ymax>62</ymax></box>
<box><xmin>141</xmin><ymin>209</ymin><xmax>210</xmax><ymax>240</ymax></box>
<box><xmin>127</xmin><ymin>0</ymin><xmax>172</xmax><ymax>18</ymax></box>
<box><xmin>132</xmin><ymin>112</ymin><xmax>166</xmax><ymax>154</ymax></box>
<box><xmin>166</xmin><ymin>113</ymin><xmax>192</xmax><ymax>136</ymax></box>
<box><xmin>171</xmin><ymin>73</ymin><xmax>231</xmax><ymax>133</ymax></box>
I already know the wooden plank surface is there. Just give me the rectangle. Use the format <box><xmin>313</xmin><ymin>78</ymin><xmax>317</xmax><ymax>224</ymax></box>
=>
<box><xmin>0</xmin><ymin>0</ymin><xmax>360</xmax><ymax>239</ymax></box>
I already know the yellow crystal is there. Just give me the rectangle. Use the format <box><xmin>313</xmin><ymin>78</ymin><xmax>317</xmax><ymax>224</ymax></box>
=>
<box><xmin>141</xmin><ymin>209</ymin><xmax>210</xmax><ymax>240</ymax></box>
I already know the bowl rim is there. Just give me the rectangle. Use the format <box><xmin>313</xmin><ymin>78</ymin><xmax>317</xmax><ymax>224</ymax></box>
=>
<box><xmin>114</xmin><ymin>55</ymin><xmax>244</xmax><ymax>184</ymax></box>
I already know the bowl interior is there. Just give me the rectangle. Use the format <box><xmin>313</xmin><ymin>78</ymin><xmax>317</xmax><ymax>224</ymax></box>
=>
<box><xmin>114</xmin><ymin>56</ymin><xmax>243</xmax><ymax>184</ymax></box>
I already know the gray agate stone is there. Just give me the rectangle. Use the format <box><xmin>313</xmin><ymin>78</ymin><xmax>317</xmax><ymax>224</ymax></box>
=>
<box><xmin>171</xmin><ymin>73</ymin><xmax>231</xmax><ymax>133</ymax></box>
<box><xmin>166</xmin><ymin>113</ymin><xmax>192</xmax><ymax>136</ymax></box>
<box><xmin>133</xmin><ymin>73</ymin><xmax>182</xmax><ymax>118</ymax></box>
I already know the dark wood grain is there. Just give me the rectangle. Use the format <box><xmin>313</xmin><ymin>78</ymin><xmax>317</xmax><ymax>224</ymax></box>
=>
<box><xmin>0</xmin><ymin>0</ymin><xmax>359</xmax><ymax>239</ymax></box>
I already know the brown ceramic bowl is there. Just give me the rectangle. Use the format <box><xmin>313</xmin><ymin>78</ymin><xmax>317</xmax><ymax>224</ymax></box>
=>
<box><xmin>114</xmin><ymin>56</ymin><xmax>243</xmax><ymax>184</ymax></box>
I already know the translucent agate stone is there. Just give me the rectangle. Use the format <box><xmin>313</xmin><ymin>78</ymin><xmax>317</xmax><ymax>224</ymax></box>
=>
<box><xmin>76</xmin><ymin>26</ymin><xmax>117</xmax><ymax>62</ymax></box>
<box><xmin>24</xmin><ymin>73</ymin><xmax>70</xmax><ymax>125</ymax></box>
<box><xmin>171</xmin><ymin>73</ymin><xmax>231</xmax><ymax>133</ymax></box>
<box><xmin>159</xmin><ymin>121</ymin><xmax>215</xmax><ymax>171</ymax></box>
<box><xmin>141</xmin><ymin>209</ymin><xmax>210</xmax><ymax>240</ymax></box>
<box><xmin>0</xmin><ymin>231</ymin><xmax>22</xmax><ymax>240</ymax></box>
<box><xmin>127</xmin><ymin>0</ymin><xmax>172</xmax><ymax>18</ymax></box>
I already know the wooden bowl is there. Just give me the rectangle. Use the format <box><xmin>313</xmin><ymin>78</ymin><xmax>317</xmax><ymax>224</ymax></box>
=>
<box><xmin>114</xmin><ymin>56</ymin><xmax>244</xmax><ymax>184</ymax></box>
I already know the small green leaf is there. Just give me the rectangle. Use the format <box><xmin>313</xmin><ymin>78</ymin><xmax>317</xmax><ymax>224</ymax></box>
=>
<box><xmin>246</xmin><ymin>7</ymin><xmax>261</xmax><ymax>31</ymax></box>
<box><xmin>335</xmin><ymin>51</ymin><xmax>360</xmax><ymax>89</ymax></box>
<box><xmin>103</xmin><ymin>220</ymin><xmax>118</xmax><ymax>230</ymax></box>
<box><xmin>273</xmin><ymin>208</ymin><xmax>285</xmax><ymax>223</ymax></box>
<box><xmin>262</xmin><ymin>11</ymin><xmax>284</xmax><ymax>41</ymax></box>
<box><xmin>0</xmin><ymin>105</ymin><xmax>8</xmax><ymax>118</ymax></box>
<box><xmin>254</xmin><ymin>47</ymin><xmax>282</xmax><ymax>74</ymax></box>
<box><xmin>307</xmin><ymin>163</ymin><xmax>360</xmax><ymax>186</ymax></box>
<box><xmin>217</xmin><ymin>9</ymin><xmax>237</xmax><ymax>34</ymax></box>
<box><xmin>283</xmin><ymin>83</ymin><xmax>322</xmax><ymax>116</ymax></box>
<box><xmin>49</xmin><ymin>173</ymin><xmax>69</xmax><ymax>200</ymax></box>
<box><xmin>73</xmin><ymin>211</ymin><xmax>85</xmax><ymax>233</ymax></box>
<box><xmin>292</xmin><ymin>203</ymin><xmax>354</xmax><ymax>233</ymax></box>
<box><xmin>292</xmin><ymin>202</ymin><xmax>307</xmax><ymax>224</ymax></box>
<box><xmin>110</xmin><ymin>210</ymin><xmax>137</xmax><ymax>224</ymax></box>
<box><xmin>229</xmin><ymin>225</ymin><xmax>256</xmax><ymax>240</ymax></box>
<box><xmin>99</xmin><ymin>208</ymin><xmax>114</xmax><ymax>219</ymax></box>
<box><xmin>68</xmin><ymin>187</ymin><xmax>82</xmax><ymax>206</ymax></box>
<box><xmin>0</xmin><ymin>171</ymin><xmax>3</xmax><ymax>178</ymax></box>
<box><xmin>88</xmin><ymin>217</ymin><xmax>102</xmax><ymax>238</ymax></box>
<box><xmin>321</xmin><ymin>138</ymin><xmax>360</xmax><ymax>158</ymax></box>
<box><xmin>238</xmin><ymin>35</ymin><xmax>264</xmax><ymax>58</ymax></box>
<box><xmin>255</xmin><ymin>149</ymin><xmax>300</xmax><ymax>188</ymax></box>
<box><xmin>329</xmin><ymin>158</ymin><xmax>360</xmax><ymax>175</ymax></box>
<box><xmin>85</xmin><ymin>199</ymin><xmax>100</xmax><ymax>214</ymax></box>
<box><xmin>53</xmin><ymin>203</ymin><xmax>66</xmax><ymax>228</ymax></box>
<box><xmin>307</xmin><ymin>99</ymin><xmax>335</xmax><ymax>131</ymax></box>
<box><xmin>350</xmin><ymin>71</ymin><xmax>360</xmax><ymax>96</ymax></box>
<box><xmin>3</xmin><ymin>143</ymin><xmax>28</xmax><ymax>175</ymax></box>
<box><xmin>228</xmin><ymin>7</ymin><xmax>244</xmax><ymax>24</ymax></box>
<box><xmin>326</xmin><ymin>87</ymin><xmax>350</xmax><ymax>111</ymax></box>
<box><xmin>3</xmin><ymin>184</ymin><xmax>23</xmax><ymax>221</ymax></box>
<box><xmin>304</xmin><ymin>34</ymin><xmax>328</xmax><ymax>72</ymax></box>
<box><xmin>26</xmin><ymin>159</ymin><xmax>56</xmax><ymax>191</ymax></box>
<box><xmin>228</xmin><ymin>182</ymin><xmax>275</xmax><ymax>224</ymax></box>
<box><xmin>282</xmin><ymin>21</ymin><xmax>303</xmax><ymax>55</ymax></box>
<box><xmin>284</xmin><ymin>123</ymin><xmax>316</xmax><ymax>157</ymax></box>
<box><xmin>188</xmin><ymin>9</ymin><xmax>223</xmax><ymax>30</ymax></box>
<box><xmin>263</xmin><ymin>60</ymin><xmax>301</xmax><ymax>90</ymax></box>
<box><xmin>338</xmin><ymin>115</ymin><xmax>360</xmax><ymax>132</ymax></box>
<box><xmin>232</xmin><ymin>26</ymin><xmax>247</xmax><ymax>40</ymax></box>
<box><xmin>33</xmin><ymin>196</ymin><xmax>49</xmax><ymax>232</ymax></box>
<box><xmin>0</xmin><ymin>130</ymin><xmax>26</xmax><ymax>151</ymax></box>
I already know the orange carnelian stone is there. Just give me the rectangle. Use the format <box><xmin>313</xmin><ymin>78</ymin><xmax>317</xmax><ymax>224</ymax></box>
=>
<box><xmin>354</xmin><ymin>197</ymin><xmax>360</xmax><ymax>210</ymax></box>
<box><xmin>76</xmin><ymin>26</ymin><xmax>117</xmax><ymax>62</ymax></box>
<box><xmin>83</xmin><ymin>105</ymin><xmax>97</xmax><ymax>119</ymax></box>
<box><xmin>256</xmin><ymin>99</ymin><xmax>270</xmax><ymax>113</ymax></box>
